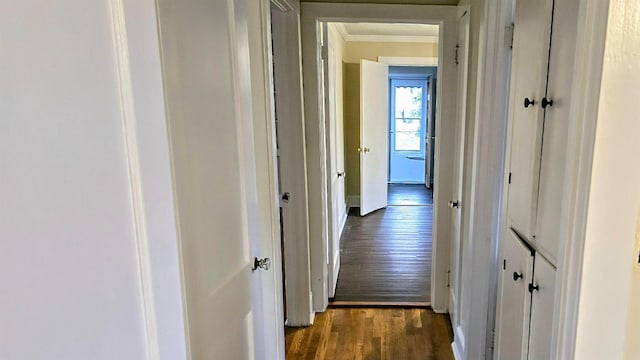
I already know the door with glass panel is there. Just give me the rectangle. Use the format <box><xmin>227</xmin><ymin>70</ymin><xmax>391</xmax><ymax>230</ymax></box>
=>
<box><xmin>389</xmin><ymin>79</ymin><xmax>428</xmax><ymax>183</ymax></box>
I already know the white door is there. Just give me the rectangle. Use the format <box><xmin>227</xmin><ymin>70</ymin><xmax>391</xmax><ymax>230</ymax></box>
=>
<box><xmin>449</xmin><ymin>10</ymin><xmax>470</xmax><ymax>321</ymax></box>
<box><xmin>495</xmin><ymin>230</ymin><xmax>535</xmax><ymax>360</ymax></box>
<box><xmin>156</xmin><ymin>0</ymin><xmax>276</xmax><ymax>358</ymax></box>
<box><xmin>325</xmin><ymin>39</ymin><xmax>346</xmax><ymax>297</ymax></box>
<box><xmin>506</xmin><ymin>0</ymin><xmax>554</xmax><ymax>240</ymax></box>
<box><xmin>389</xmin><ymin>78</ymin><xmax>428</xmax><ymax>184</ymax></box>
<box><xmin>527</xmin><ymin>255</ymin><xmax>556</xmax><ymax>360</ymax></box>
<box><xmin>360</xmin><ymin>60</ymin><xmax>389</xmax><ymax>216</ymax></box>
<box><xmin>425</xmin><ymin>77</ymin><xmax>435</xmax><ymax>188</ymax></box>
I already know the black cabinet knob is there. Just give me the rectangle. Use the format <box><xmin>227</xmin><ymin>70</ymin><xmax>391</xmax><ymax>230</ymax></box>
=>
<box><xmin>524</xmin><ymin>97</ymin><xmax>536</xmax><ymax>108</ymax></box>
<box><xmin>541</xmin><ymin>97</ymin><xmax>554</xmax><ymax>108</ymax></box>
<box><xmin>528</xmin><ymin>283</ymin><xmax>540</xmax><ymax>293</ymax></box>
<box><xmin>513</xmin><ymin>272</ymin><xmax>524</xmax><ymax>281</ymax></box>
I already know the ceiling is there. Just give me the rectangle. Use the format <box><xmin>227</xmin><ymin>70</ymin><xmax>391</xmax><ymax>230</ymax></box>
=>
<box><xmin>301</xmin><ymin>0</ymin><xmax>459</xmax><ymax>5</ymax></box>
<box><xmin>333</xmin><ymin>22</ymin><xmax>439</xmax><ymax>43</ymax></box>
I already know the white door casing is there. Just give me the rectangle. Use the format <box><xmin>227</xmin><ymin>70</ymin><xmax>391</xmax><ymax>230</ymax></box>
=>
<box><xmin>359</xmin><ymin>60</ymin><xmax>389</xmax><ymax>216</ymax></box>
<box><xmin>449</xmin><ymin>9</ymin><xmax>470</xmax><ymax>337</ymax></box>
<box><xmin>323</xmin><ymin>27</ymin><xmax>346</xmax><ymax>298</ymax></box>
<box><xmin>389</xmin><ymin>78</ymin><xmax>428</xmax><ymax>184</ymax></box>
<box><xmin>156</xmin><ymin>0</ymin><xmax>279</xmax><ymax>358</ymax></box>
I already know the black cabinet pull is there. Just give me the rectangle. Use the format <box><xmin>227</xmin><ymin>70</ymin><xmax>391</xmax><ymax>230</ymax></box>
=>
<box><xmin>513</xmin><ymin>272</ymin><xmax>524</xmax><ymax>281</ymax></box>
<box><xmin>528</xmin><ymin>283</ymin><xmax>540</xmax><ymax>293</ymax></box>
<box><xmin>524</xmin><ymin>97</ymin><xmax>536</xmax><ymax>108</ymax></box>
<box><xmin>541</xmin><ymin>97</ymin><xmax>554</xmax><ymax>108</ymax></box>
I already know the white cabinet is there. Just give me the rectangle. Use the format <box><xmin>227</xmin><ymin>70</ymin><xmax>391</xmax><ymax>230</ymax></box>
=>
<box><xmin>498</xmin><ymin>0</ymin><xmax>580</xmax><ymax>356</ymax></box>
<box><xmin>527</xmin><ymin>255</ymin><xmax>556</xmax><ymax>360</ymax></box>
<box><xmin>495</xmin><ymin>230</ymin><xmax>534</xmax><ymax>360</ymax></box>
<box><xmin>495</xmin><ymin>230</ymin><xmax>557</xmax><ymax>360</ymax></box>
<box><xmin>506</xmin><ymin>0</ymin><xmax>554</xmax><ymax>243</ymax></box>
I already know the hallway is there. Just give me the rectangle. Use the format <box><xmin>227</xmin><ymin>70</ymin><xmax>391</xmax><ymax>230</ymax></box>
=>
<box><xmin>285</xmin><ymin>308</ymin><xmax>454</xmax><ymax>359</ymax></box>
<box><xmin>333</xmin><ymin>185</ymin><xmax>433</xmax><ymax>303</ymax></box>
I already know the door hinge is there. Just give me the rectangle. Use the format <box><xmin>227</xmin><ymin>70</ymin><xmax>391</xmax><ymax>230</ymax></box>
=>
<box><xmin>505</xmin><ymin>22</ymin><xmax>515</xmax><ymax>49</ymax></box>
<box><xmin>454</xmin><ymin>43</ymin><xmax>460</xmax><ymax>65</ymax></box>
<box><xmin>447</xmin><ymin>270</ymin><xmax>451</xmax><ymax>287</ymax></box>
<box><xmin>490</xmin><ymin>328</ymin><xmax>496</xmax><ymax>350</ymax></box>
<box><xmin>503</xmin><ymin>259</ymin><xmax>506</xmax><ymax>270</ymax></box>
<box><xmin>508</xmin><ymin>172</ymin><xmax>512</xmax><ymax>184</ymax></box>
<box><xmin>321</xmin><ymin>44</ymin><xmax>328</xmax><ymax>60</ymax></box>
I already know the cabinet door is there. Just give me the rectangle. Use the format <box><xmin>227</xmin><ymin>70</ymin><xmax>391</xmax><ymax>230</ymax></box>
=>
<box><xmin>495</xmin><ymin>230</ymin><xmax>535</xmax><ymax>360</ymax></box>
<box><xmin>506</xmin><ymin>0</ymin><xmax>554</xmax><ymax>240</ymax></box>
<box><xmin>527</xmin><ymin>255</ymin><xmax>556</xmax><ymax>360</ymax></box>
<box><xmin>534</xmin><ymin>0</ymin><xmax>580</xmax><ymax>261</ymax></box>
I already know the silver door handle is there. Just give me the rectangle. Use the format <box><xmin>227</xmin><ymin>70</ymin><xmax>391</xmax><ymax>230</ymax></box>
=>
<box><xmin>253</xmin><ymin>257</ymin><xmax>271</xmax><ymax>271</ymax></box>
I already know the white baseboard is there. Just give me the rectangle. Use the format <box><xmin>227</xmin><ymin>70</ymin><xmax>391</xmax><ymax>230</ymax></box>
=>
<box><xmin>452</xmin><ymin>341</ymin><xmax>463</xmax><ymax>360</ymax></box>
<box><xmin>339</xmin><ymin>207</ymin><xmax>348</xmax><ymax>234</ymax></box>
<box><xmin>347</xmin><ymin>195</ymin><xmax>360</xmax><ymax>209</ymax></box>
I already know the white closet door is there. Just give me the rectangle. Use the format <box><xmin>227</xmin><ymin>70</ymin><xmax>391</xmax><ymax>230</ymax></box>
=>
<box><xmin>495</xmin><ymin>230</ymin><xmax>535</xmax><ymax>360</ymax></box>
<box><xmin>506</xmin><ymin>0</ymin><xmax>554</xmax><ymax>240</ymax></box>
<box><xmin>527</xmin><ymin>255</ymin><xmax>556</xmax><ymax>360</ymax></box>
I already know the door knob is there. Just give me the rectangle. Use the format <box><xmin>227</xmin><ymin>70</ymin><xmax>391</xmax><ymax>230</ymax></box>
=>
<box><xmin>528</xmin><ymin>283</ymin><xmax>540</xmax><ymax>293</ymax></box>
<box><xmin>363</xmin><ymin>147</ymin><xmax>370</xmax><ymax>153</ymax></box>
<box><xmin>513</xmin><ymin>272</ymin><xmax>523</xmax><ymax>281</ymax></box>
<box><xmin>281</xmin><ymin>192</ymin><xmax>290</xmax><ymax>203</ymax></box>
<box><xmin>337</xmin><ymin>171</ymin><xmax>345</xmax><ymax>178</ymax></box>
<box><xmin>253</xmin><ymin>257</ymin><xmax>271</xmax><ymax>271</ymax></box>
<box><xmin>524</xmin><ymin>97</ymin><xmax>536</xmax><ymax>108</ymax></box>
<box><xmin>448</xmin><ymin>200</ymin><xmax>460</xmax><ymax>208</ymax></box>
<box><xmin>541</xmin><ymin>97</ymin><xmax>554</xmax><ymax>108</ymax></box>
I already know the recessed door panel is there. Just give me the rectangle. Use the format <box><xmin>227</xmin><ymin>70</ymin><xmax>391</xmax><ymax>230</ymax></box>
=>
<box><xmin>506</xmin><ymin>0</ymin><xmax>554</xmax><ymax>240</ymax></box>
<box><xmin>495</xmin><ymin>229</ymin><xmax>535</xmax><ymax>360</ymax></box>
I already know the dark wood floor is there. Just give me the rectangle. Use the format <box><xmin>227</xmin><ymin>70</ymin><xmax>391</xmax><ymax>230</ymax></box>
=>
<box><xmin>285</xmin><ymin>308</ymin><xmax>454</xmax><ymax>359</ymax></box>
<box><xmin>388</xmin><ymin>184</ymin><xmax>433</xmax><ymax>206</ymax></box>
<box><xmin>333</xmin><ymin>204</ymin><xmax>432</xmax><ymax>303</ymax></box>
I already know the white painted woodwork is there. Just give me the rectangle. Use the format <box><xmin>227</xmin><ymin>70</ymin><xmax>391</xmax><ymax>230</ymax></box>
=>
<box><xmin>449</xmin><ymin>9</ymin><xmax>470</xmax><ymax>337</ymax></box>
<box><xmin>425</xmin><ymin>77</ymin><xmax>435</xmax><ymax>188</ymax></box>
<box><xmin>301</xmin><ymin>2</ymin><xmax>458</xmax><ymax>314</ymax></box>
<box><xmin>573</xmin><ymin>1</ymin><xmax>640</xmax><ymax>358</ymax></box>
<box><xmin>388</xmin><ymin>78</ymin><xmax>428</xmax><ymax>184</ymax></box>
<box><xmin>156</xmin><ymin>0</ymin><xmax>269</xmax><ymax>358</ymax></box>
<box><xmin>271</xmin><ymin>4</ymin><xmax>315</xmax><ymax>326</ymax></box>
<box><xmin>325</xmin><ymin>25</ymin><xmax>347</xmax><ymax>298</ymax></box>
<box><xmin>359</xmin><ymin>60</ymin><xmax>390</xmax><ymax>216</ymax></box>
<box><xmin>533</xmin><ymin>0</ymin><xmax>580</xmax><ymax>263</ymax></box>
<box><xmin>0</xmin><ymin>1</ymin><xmax>158</xmax><ymax>358</ymax></box>
<box><xmin>552</xmin><ymin>0</ymin><xmax>610</xmax><ymax>358</ymax></box>
<box><xmin>527</xmin><ymin>255</ymin><xmax>556</xmax><ymax>360</ymax></box>
<box><xmin>495</xmin><ymin>230</ymin><xmax>535</xmax><ymax>360</ymax></box>
<box><xmin>506</xmin><ymin>0</ymin><xmax>554</xmax><ymax>241</ymax></box>
<box><xmin>247</xmin><ymin>0</ymin><xmax>287</xmax><ymax>357</ymax></box>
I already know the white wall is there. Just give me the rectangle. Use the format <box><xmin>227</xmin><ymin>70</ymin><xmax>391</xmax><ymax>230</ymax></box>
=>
<box><xmin>0</xmin><ymin>1</ymin><xmax>156</xmax><ymax>358</ymax></box>
<box><xmin>574</xmin><ymin>1</ymin><xmax>640</xmax><ymax>359</ymax></box>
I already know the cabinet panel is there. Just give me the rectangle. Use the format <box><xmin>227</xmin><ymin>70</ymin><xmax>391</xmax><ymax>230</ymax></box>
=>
<box><xmin>527</xmin><ymin>255</ymin><xmax>556</xmax><ymax>360</ymax></box>
<box><xmin>534</xmin><ymin>0</ymin><xmax>580</xmax><ymax>261</ymax></box>
<box><xmin>506</xmin><ymin>0</ymin><xmax>554</xmax><ymax>240</ymax></box>
<box><xmin>495</xmin><ymin>230</ymin><xmax>535</xmax><ymax>360</ymax></box>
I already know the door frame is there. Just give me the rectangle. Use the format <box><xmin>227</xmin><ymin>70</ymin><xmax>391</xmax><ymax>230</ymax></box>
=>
<box><xmin>388</xmin><ymin>77</ymin><xmax>428</xmax><ymax>184</ymax></box>
<box><xmin>301</xmin><ymin>2</ymin><xmax>458</xmax><ymax>313</ymax></box>
<box><xmin>269</xmin><ymin>0</ymin><xmax>314</xmax><ymax>328</ymax></box>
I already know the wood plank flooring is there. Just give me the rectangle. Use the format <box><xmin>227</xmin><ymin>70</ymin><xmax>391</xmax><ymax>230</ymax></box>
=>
<box><xmin>333</xmin><ymin>205</ymin><xmax>432</xmax><ymax>303</ymax></box>
<box><xmin>285</xmin><ymin>308</ymin><xmax>454</xmax><ymax>360</ymax></box>
<box><xmin>388</xmin><ymin>184</ymin><xmax>433</xmax><ymax>206</ymax></box>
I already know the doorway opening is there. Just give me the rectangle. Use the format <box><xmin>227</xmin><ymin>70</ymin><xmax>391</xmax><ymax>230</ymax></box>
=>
<box><xmin>321</xmin><ymin>21</ymin><xmax>440</xmax><ymax>305</ymax></box>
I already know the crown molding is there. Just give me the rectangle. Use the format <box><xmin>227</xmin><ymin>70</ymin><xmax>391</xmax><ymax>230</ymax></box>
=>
<box><xmin>343</xmin><ymin>34</ymin><xmax>438</xmax><ymax>43</ymax></box>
